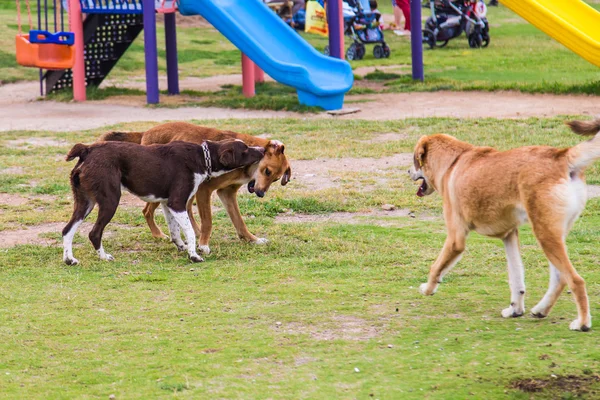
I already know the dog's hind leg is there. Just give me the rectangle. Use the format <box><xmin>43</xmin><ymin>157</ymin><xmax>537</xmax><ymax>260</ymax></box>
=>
<box><xmin>419</xmin><ymin>231</ymin><xmax>467</xmax><ymax>296</ymax></box>
<box><xmin>143</xmin><ymin>202</ymin><xmax>168</xmax><ymax>239</ymax></box>
<box><xmin>168</xmin><ymin>207</ymin><xmax>203</xmax><ymax>263</ymax></box>
<box><xmin>531</xmin><ymin>219</ymin><xmax>590</xmax><ymax>331</ymax></box>
<box><xmin>161</xmin><ymin>202</ymin><xmax>185</xmax><ymax>251</ymax></box>
<box><xmin>89</xmin><ymin>195</ymin><xmax>119</xmax><ymax>262</ymax></box>
<box><xmin>501</xmin><ymin>229</ymin><xmax>526</xmax><ymax>318</ymax></box>
<box><xmin>62</xmin><ymin>197</ymin><xmax>95</xmax><ymax>266</ymax></box>
<box><xmin>531</xmin><ymin>262</ymin><xmax>566</xmax><ymax>319</ymax></box>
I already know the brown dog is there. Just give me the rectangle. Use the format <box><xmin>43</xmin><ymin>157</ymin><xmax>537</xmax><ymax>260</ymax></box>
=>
<box><xmin>99</xmin><ymin>122</ymin><xmax>291</xmax><ymax>254</ymax></box>
<box><xmin>409</xmin><ymin>119</ymin><xmax>600</xmax><ymax>331</ymax></box>
<box><xmin>62</xmin><ymin>140</ymin><xmax>264</xmax><ymax>265</ymax></box>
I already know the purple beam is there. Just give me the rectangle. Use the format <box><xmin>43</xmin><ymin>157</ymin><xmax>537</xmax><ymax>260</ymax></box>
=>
<box><xmin>143</xmin><ymin>0</ymin><xmax>159</xmax><ymax>104</ymax></box>
<box><xmin>327</xmin><ymin>0</ymin><xmax>344</xmax><ymax>59</ymax></box>
<box><xmin>410</xmin><ymin>0</ymin><xmax>424</xmax><ymax>81</ymax></box>
<box><xmin>164</xmin><ymin>12</ymin><xmax>179</xmax><ymax>95</ymax></box>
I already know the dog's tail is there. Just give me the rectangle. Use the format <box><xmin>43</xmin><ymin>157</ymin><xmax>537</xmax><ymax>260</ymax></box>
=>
<box><xmin>66</xmin><ymin>143</ymin><xmax>89</xmax><ymax>162</ymax></box>
<box><xmin>98</xmin><ymin>130</ymin><xmax>144</xmax><ymax>144</ymax></box>
<box><xmin>566</xmin><ymin>118</ymin><xmax>600</xmax><ymax>170</ymax></box>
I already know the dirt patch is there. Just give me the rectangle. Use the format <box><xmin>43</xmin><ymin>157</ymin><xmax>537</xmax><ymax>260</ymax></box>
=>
<box><xmin>369</xmin><ymin>132</ymin><xmax>408</xmax><ymax>143</ymax></box>
<box><xmin>103</xmin><ymin>75</ymin><xmax>275</xmax><ymax>94</ymax></box>
<box><xmin>0</xmin><ymin>100</ymin><xmax>303</xmax><ymax>132</ymax></box>
<box><xmin>0</xmin><ymin>221</ymin><xmax>132</xmax><ymax>248</ymax></box>
<box><xmin>281</xmin><ymin>315</ymin><xmax>378</xmax><ymax>341</ymax></box>
<box><xmin>175</xmin><ymin>14</ymin><xmax>212</xmax><ymax>28</ymax></box>
<box><xmin>354</xmin><ymin>64</ymin><xmax>410</xmax><ymax>77</ymax></box>
<box><xmin>588</xmin><ymin>185</ymin><xmax>600</xmax><ymax>199</ymax></box>
<box><xmin>292</xmin><ymin>153</ymin><xmax>412</xmax><ymax>190</ymax></box>
<box><xmin>275</xmin><ymin>209</ymin><xmax>433</xmax><ymax>226</ymax></box>
<box><xmin>0</xmin><ymin>167</ymin><xmax>25</xmax><ymax>175</ymax></box>
<box><xmin>511</xmin><ymin>375</ymin><xmax>600</xmax><ymax>397</ymax></box>
<box><xmin>341</xmin><ymin>91</ymin><xmax>600</xmax><ymax>120</ymax></box>
<box><xmin>0</xmin><ymin>222</ymin><xmax>73</xmax><ymax>247</ymax></box>
<box><xmin>0</xmin><ymin>193</ymin><xmax>30</xmax><ymax>206</ymax></box>
<box><xmin>6</xmin><ymin>137</ymin><xmax>69</xmax><ymax>148</ymax></box>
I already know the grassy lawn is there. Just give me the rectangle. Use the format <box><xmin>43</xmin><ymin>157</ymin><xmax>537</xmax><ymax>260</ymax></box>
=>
<box><xmin>2</xmin><ymin>117</ymin><xmax>600</xmax><ymax>398</ymax></box>
<box><xmin>1</xmin><ymin>2</ymin><xmax>599</xmax><ymax>97</ymax></box>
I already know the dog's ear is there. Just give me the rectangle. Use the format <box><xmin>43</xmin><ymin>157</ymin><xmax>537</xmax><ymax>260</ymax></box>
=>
<box><xmin>269</xmin><ymin>140</ymin><xmax>285</xmax><ymax>155</ymax></box>
<box><xmin>415</xmin><ymin>137</ymin><xmax>427</xmax><ymax>169</ymax></box>
<box><xmin>219</xmin><ymin>148</ymin><xmax>236</xmax><ymax>168</ymax></box>
<box><xmin>281</xmin><ymin>166</ymin><xmax>291</xmax><ymax>186</ymax></box>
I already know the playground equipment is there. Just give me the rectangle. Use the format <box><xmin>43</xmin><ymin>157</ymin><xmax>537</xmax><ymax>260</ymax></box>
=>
<box><xmin>14</xmin><ymin>0</ymin><xmax>75</xmax><ymax>70</ymax></box>
<box><xmin>178</xmin><ymin>0</ymin><xmax>353</xmax><ymax>110</ymax></box>
<box><xmin>20</xmin><ymin>0</ymin><xmax>355</xmax><ymax>109</ymax></box>
<box><xmin>42</xmin><ymin>0</ymin><xmax>179</xmax><ymax>102</ymax></box>
<box><xmin>501</xmin><ymin>0</ymin><xmax>600</xmax><ymax>67</ymax></box>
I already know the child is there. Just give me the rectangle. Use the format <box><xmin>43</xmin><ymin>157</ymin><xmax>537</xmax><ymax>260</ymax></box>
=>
<box><xmin>369</xmin><ymin>0</ymin><xmax>385</xmax><ymax>30</ymax></box>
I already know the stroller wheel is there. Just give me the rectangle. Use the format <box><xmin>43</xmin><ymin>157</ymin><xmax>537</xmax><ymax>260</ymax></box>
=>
<box><xmin>323</xmin><ymin>45</ymin><xmax>330</xmax><ymax>56</ymax></box>
<box><xmin>482</xmin><ymin>34</ymin><xmax>490</xmax><ymax>48</ymax></box>
<box><xmin>356</xmin><ymin>43</ymin><xmax>366</xmax><ymax>60</ymax></box>
<box><xmin>438</xmin><ymin>40</ymin><xmax>449</xmax><ymax>48</ymax></box>
<box><xmin>468</xmin><ymin>33</ymin><xmax>483</xmax><ymax>48</ymax></box>
<box><xmin>383</xmin><ymin>45</ymin><xmax>391</xmax><ymax>58</ymax></box>
<box><xmin>422</xmin><ymin>29</ymin><xmax>435</xmax><ymax>49</ymax></box>
<box><xmin>346</xmin><ymin>43</ymin><xmax>358</xmax><ymax>61</ymax></box>
<box><xmin>373</xmin><ymin>44</ymin><xmax>384</xmax><ymax>59</ymax></box>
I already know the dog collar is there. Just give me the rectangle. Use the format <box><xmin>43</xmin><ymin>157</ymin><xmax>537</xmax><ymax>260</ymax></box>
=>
<box><xmin>201</xmin><ymin>142</ymin><xmax>212</xmax><ymax>180</ymax></box>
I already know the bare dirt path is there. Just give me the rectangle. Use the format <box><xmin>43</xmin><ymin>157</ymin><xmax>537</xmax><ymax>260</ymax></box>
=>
<box><xmin>2</xmin><ymin>80</ymin><xmax>599</xmax><ymax>131</ymax></box>
<box><xmin>343</xmin><ymin>91</ymin><xmax>600</xmax><ymax>120</ymax></box>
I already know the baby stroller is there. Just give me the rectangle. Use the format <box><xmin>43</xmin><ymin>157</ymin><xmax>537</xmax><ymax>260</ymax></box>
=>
<box><xmin>422</xmin><ymin>0</ymin><xmax>490</xmax><ymax>49</ymax></box>
<box><xmin>342</xmin><ymin>0</ymin><xmax>390</xmax><ymax>60</ymax></box>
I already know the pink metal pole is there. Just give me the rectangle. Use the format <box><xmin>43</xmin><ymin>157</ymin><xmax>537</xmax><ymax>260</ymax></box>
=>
<box><xmin>68</xmin><ymin>0</ymin><xmax>85</xmax><ymax>101</ymax></box>
<box><xmin>242</xmin><ymin>53</ymin><xmax>255</xmax><ymax>97</ymax></box>
<box><xmin>254</xmin><ymin>64</ymin><xmax>264</xmax><ymax>83</ymax></box>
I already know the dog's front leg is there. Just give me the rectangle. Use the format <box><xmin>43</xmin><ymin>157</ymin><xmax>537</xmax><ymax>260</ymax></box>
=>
<box><xmin>501</xmin><ymin>229</ymin><xmax>526</xmax><ymax>318</ymax></box>
<box><xmin>420</xmin><ymin>233</ymin><xmax>466</xmax><ymax>295</ymax></box>
<box><xmin>161</xmin><ymin>203</ymin><xmax>186</xmax><ymax>251</ymax></box>
<box><xmin>168</xmin><ymin>206</ymin><xmax>203</xmax><ymax>263</ymax></box>
<box><xmin>195</xmin><ymin>188</ymin><xmax>214</xmax><ymax>255</ymax></box>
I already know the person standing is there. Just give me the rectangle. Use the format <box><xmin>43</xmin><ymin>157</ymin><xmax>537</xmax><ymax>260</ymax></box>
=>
<box><xmin>393</xmin><ymin>0</ymin><xmax>411</xmax><ymax>35</ymax></box>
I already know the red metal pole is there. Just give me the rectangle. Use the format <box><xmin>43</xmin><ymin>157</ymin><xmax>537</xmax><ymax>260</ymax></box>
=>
<box><xmin>242</xmin><ymin>53</ymin><xmax>255</xmax><ymax>97</ymax></box>
<box><xmin>68</xmin><ymin>0</ymin><xmax>85</xmax><ymax>101</ymax></box>
<box><xmin>254</xmin><ymin>63</ymin><xmax>264</xmax><ymax>83</ymax></box>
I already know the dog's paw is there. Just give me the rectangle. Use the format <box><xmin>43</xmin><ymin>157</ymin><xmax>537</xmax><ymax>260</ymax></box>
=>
<box><xmin>100</xmin><ymin>253</ymin><xmax>115</xmax><ymax>262</ymax></box>
<box><xmin>198</xmin><ymin>245</ymin><xmax>211</xmax><ymax>255</ymax></box>
<box><xmin>189</xmin><ymin>254</ymin><xmax>204</xmax><ymax>263</ymax></box>
<box><xmin>64</xmin><ymin>257</ymin><xmax>79</xmax><ymax>266</ymax></box>
<box><xmin>501</xmin><ymin>306</ymin><xmax>524</xmax><ymax>318</ymax></box>
<box><xmin>569</xmin><ymin>316</ymin><xmax>592</xmax><ymax>332</ymax></box>
<box><xmin>419</xmin><ymin>283</ymin><xmax>437</xmax><ymax>296</ymax></box>
<box><xmin>173</xmin><ymin>241</ymin><xmax>187</xmax><ymax>252</ymax></box>
<box><xmin>530</xmin><ymin>304</ymin><xmax>548</xmax><ymax>318</ymax></box>
<box><xmin>253</xmin><ymin>238</ymin><xmax>269</xmax><ymax>245</ymax></box>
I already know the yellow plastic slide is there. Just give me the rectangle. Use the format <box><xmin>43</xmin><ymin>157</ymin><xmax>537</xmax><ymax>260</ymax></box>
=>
<box><xmin>500</xmin><ymin>0</ymin><xmax>600</xmax><ymax>67</ymax></box>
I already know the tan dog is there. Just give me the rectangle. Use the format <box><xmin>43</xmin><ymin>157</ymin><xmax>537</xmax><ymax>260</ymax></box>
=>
<box><xmin>99</xmin><ymin>122</ymin><xmax>291</xmax><ymax>254</ymax></box>
<box><xmin>408</xmin><ymin>119</ymin><xmax>600</xmax><ymax>331</ymax></box>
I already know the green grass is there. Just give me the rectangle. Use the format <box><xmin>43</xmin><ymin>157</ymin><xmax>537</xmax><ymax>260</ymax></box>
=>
<box><xmin>2</xmin><ymin>117</ymin><xmax>600</xmax><ymax>398</ymax></box>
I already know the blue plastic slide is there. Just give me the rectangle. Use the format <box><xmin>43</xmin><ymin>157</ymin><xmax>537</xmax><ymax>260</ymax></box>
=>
<box><xmin>177</xmin><ymin>0</ymin><xmax>354</xmax><ymax>110</ymax></box>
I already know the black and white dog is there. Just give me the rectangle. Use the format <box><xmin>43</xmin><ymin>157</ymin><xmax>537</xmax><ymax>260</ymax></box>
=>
<box><xmin>62</xmin><ymin>139</ymin><xmax>264</xmax><ymax>264</ymax></box>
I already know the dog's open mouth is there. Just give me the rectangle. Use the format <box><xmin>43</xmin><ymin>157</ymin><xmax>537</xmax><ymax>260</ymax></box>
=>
<box><xmin>416</xmin><ymin>178</ymin><xmax>428</xmax><ymax>197</ymax></box>
<box><xmin>248</xmin><ymin>180</ymin><xmax>256</xmax><ymax>194</ymax></box>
